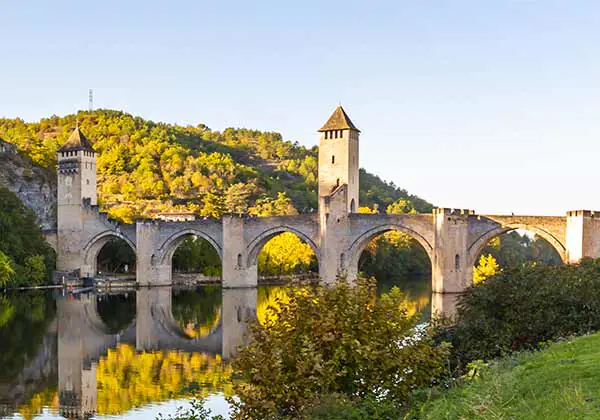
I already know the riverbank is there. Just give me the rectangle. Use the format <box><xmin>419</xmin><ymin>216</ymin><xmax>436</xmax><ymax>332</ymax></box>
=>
<box><xmin>413</xmin><ymin>332</ymin><xmax>600</xmax><ymax>419</ymax></box>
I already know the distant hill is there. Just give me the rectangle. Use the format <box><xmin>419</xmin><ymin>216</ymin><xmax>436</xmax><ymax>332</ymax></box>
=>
<box><xmin>0</xmin><ymin>110</ymin><xmax>433</xmax><ymax>222</ymax></box>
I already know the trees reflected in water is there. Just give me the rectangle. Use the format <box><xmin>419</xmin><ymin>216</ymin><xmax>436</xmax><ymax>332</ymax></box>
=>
<box><xmin>0</xmin><ymin>291</ymin><xmax>55</xmax><ymax>381</ymax></box>
<box><xmin>172</xmin><ymin>286</ymin><xmax>223</xmax><ymax>338</ymax></box>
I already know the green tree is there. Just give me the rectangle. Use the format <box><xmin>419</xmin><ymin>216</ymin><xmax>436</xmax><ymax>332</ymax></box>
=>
<box><xmin>0</xmin><ymin>251</ymin><xmax>16</xmax><ymax>287</ymax></box>
<box><xmin>230</xmin><ymin>278</ymin><xmax>450</xmax><ymax>419</ymax></box>
<box><xmin>0</xmin><ymin>188</ymin><xmax>54</xmax><ymax>286</ymax></box>
<box><xmin>225</xmin><ymin>183</ymin><xmax>253</xmax><ymax>215</ymax></box>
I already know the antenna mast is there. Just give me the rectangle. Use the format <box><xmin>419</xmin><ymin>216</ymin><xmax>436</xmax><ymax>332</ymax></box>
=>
<box><xmin>88</xmin><ymin>89</ymin><xmax>94</xmax><ymax>112</ymax></box>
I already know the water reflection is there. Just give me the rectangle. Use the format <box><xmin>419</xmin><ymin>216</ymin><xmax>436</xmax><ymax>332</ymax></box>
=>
<box><xmin>0</xmin><ymin>279</ymin><xmax>437</xmax><ymax>419</ymax></box>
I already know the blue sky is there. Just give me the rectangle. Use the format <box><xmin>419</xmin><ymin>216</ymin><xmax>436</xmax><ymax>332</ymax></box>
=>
<box><xmin>1</xmin><ymin>1</ymin><xmax>599</xmax><ymax>215</ymax></box>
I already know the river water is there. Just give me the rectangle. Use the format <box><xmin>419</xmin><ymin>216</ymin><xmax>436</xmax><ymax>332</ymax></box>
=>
<box><xmin>0</xmin><ymin>278</ymin><xmax>431</xmax><ymax>420</ymax></box>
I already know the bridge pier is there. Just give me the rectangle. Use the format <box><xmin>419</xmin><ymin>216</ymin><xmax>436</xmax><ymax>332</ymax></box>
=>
<box><xmin>432</xmin><ymin>209</ymin><xmax>474</xmax><ymax>295</ymax></box>
<box><xmin>222</xmin><ymin>216</ymin><xmax>258</xmax><ymax>288</ymax></box>
<box><xmin>222</xmin><ymin>288</ymin><xmax>257</xmax><ymax>359</ymax></box>
<box><xmin>136</xmin><ymin>221</ymin><xmax>172</xmax><ymax>286</ymax></box>
<box><xmin>566</xmin><ymin>211</ymin><xmax>600</xmax><ymax>263</ymax></box>
<box><xmin>319</xmin><ymin>187</ymin><xmax>351</xmax><ymax>284</ymax></box>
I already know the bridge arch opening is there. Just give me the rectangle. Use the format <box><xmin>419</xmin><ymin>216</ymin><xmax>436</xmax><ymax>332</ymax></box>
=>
<box><xmin>85</xmin><ymin>232</ymin><xmax>136</xmax><ymax>278</ymax></box>
<box><xmin>470</xmin><ymin>228</ymin><xmax>564</xmax><ymax>285</ymax></box>
<box><xmin>96</xmin><ymin>292</ymin><xmax>136</xmax><ymax>334</ymax></box>
<box><xmin>349</xmin><ymin>224</ymin><xmax>433</xmax><ymax>296</ymax></box>
<box><xmin>172</xmin><ymin>286</ymin><xmax>223</xmax><ymax>339</ymax></box>
<box><xmin>165</xmin><ymin>232</ymin><xmax>222</xmax><ymax>281</ymax></box>
<box><xmin>247</xmin><ymin>227</ymin><xmax>319</xmax><ymax>278</ymax></box>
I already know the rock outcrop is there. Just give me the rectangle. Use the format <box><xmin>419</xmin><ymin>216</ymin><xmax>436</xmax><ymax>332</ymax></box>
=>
<box><xmin>0</xmin><ymin>138</ymin><xmax>57</xmax><ymax>230</ymax></box>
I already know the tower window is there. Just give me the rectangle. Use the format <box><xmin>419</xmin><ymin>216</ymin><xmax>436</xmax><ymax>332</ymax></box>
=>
<box><xmin>331</xmin><ymin>155</ymin><xmax>335</xmax><ymax>164</ymax></box>
<box><xmin>455</xmin><ymin>254</ymin><xmax>460</xmax><ymax>270</ymax></box>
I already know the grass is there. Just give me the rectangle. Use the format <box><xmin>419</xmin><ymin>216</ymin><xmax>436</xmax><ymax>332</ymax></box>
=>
<box><xmin>413</xmin><ymin>332</ymin><xmax>600</xmax><ymax>419</ymax></box>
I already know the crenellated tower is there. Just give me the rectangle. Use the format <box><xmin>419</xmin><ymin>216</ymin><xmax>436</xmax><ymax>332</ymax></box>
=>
<box><xmin>56</xmin><ymin>126</ymin><xmax>97</xmax><ymax>272</ymax></box>
<box><xmin>318</xmin><ymin>106</ymin><xmax>360</xmax><ymax>213</ymax></box>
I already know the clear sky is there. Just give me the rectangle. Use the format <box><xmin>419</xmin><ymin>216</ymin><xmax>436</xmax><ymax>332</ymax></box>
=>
<box><xmin>1</xmin><ymin>1</ymin><xmax>599</xmax><ymax>215</ymax></box>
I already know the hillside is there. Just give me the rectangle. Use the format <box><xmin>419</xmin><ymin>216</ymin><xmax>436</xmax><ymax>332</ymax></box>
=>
<box><xmin>0</xmin><ymin>110</ymin><xmax>433</xmax><ymax>222</ymax></box>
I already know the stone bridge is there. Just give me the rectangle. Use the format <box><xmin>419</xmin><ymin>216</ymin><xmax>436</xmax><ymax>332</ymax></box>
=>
<box><xmin>51</xmin><ymin>108</ymin><xmax>600</xmax><ymax>312</ymax></box>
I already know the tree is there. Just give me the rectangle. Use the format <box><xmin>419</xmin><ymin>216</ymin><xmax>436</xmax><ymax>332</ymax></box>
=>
<box><xmin>386</xmin><ymin>198</ymin><xmax>416</xmax><ymax>214</ymax></box>
<box><xmin>200</xmin><ymin>193</ymin><xmax>226</xmax><ymax>218</ymax></box>
<box><xmin>230</xmin><ymin>278</ymin><xmax>450</xmax><ymax>419</ymax></box>
<box><xmin>225</xmin><ymin>183</ymin><xmax>253</xmax><ymax>215</ymax></box>
<box><xmin>258</xmin><ymin>232</ymin><xmax>315</xmax><ymax>275</ymax></box>
<box><xmin>473</xmin><ymin>254</ymin><xmax>500</xmax><ymax>285</ymax></box>
<box><xmin>0</xmin><ymin>251</ymin><xmax>15</xmax><ymax>287</ymax></box>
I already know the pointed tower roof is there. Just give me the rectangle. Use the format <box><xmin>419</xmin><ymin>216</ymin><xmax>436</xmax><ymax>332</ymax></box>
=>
<box><xmin>318</xmin><ymin>106</ymin><xmax>360</xmax><ymax>132</ymax></box>
<box><xmin>58</xmin><ymin>126</ymin><xmax>95</xmax><ymax>153</ymax></box>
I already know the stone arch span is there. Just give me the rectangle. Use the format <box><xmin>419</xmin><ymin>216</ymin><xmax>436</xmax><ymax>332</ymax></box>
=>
<box><xmin>82</xmin><ymin>230</ymin><xmax>137</xmax><ymax>277</ymax></box>
<box><xmin>468</xmin><ymin>223</ymin><xmax>567</xmax><ymax>268</ymax></box>
<box><xmin>346</xmin><ymin>223</ymin><xmax>434</xmax><ymax>275</ymax></box>
<box><xmin>246</xmin><ymin>225</ymin><xmax>320</xmax><ymax>268</ymax></box>
<box><xmin>157</xmin><ymin>228</ymin><xmax>223</xmax><ymax>266</ymax></box>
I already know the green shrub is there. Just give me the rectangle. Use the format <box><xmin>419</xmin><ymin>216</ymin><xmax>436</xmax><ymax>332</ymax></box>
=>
<box><xmin>438</xmin><ymin>259</ymin><xmax>600</xmax><ymax>367</ymax></box>
<box><xmin>305</xmin><ymin>394</ymin><xmax>407</xmax><ymax>420</ymax></box>
<box><xmin>230</xmin><ymin>278</ymin><xmax>450</xmax><ymax>419</ymax></box>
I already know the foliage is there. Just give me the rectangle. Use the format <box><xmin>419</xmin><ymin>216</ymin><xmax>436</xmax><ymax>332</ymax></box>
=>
<box><xmin>0</xmin><ymin>110</ymin><xmax>432</xmax><ymax>220</ymax></box>
<box><xmin>96</xmin><ymin>344</ymin><xmax>233</xmax><ymax>415</ymax></box>
<box><xmin>0</xmin><ymin>291</ymin><xmax>56</xmax><ymax>380</ymax></box>
<box><xmin>305</xmin><ymin>394</ymin><xmax>407</xmax><ymax>420</ymax></box>
<box><xmin>472</xmin><ymin>254</ymin><xmax>500</xmax><ymax>285</ymax></box>
<box><xmin>0</xmin><ymin>250</ymin><xmax>16</xmax><ymax>286</ymax></box>
<box><xmin>414</xmin><ymin>332</ymin><xmax>600</xmax><ymax>419</ymax></box>
<box><xmin>229</xmin><ymin>278</ymin><xmax>450</xmax><ymax>419</ymax></box>
<box><xmin>17</xmin><ymin>387</ymin><xmax>58</xmax><ymax>420</ymax></box>
<box><xmin>156</xmin><ymin>399</ymin><xmax>225</xmax><ymax>420</ymax></box>
<box><xmin>258</xmin><ymin>232</ymin><xmax>316</xmax><ymax>275</ymax></box>
<box><xmin>0</xmin><ymin>188</ymin><xmax>55</xmax><ymax>286</ymax></box>
<box><xmin>172</xmin><ymin>236</ymin><xmax>221</xmax><ymax>275</ymax></box>
<box><xmin>436</xmin><ymin>258</ymin><xmax>600</xmax><ymax>368</ymax></box>
<box><xmin>479</xmin><ymin>231</ymin><xmax>562</xmax><ymax>268</ymax></box>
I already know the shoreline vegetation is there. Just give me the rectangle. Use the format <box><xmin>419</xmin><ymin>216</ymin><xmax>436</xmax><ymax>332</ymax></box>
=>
<box><xmin>158</xmin><ymin>260</ymin><xmax>600</xmax><ymax>419</ymax></box>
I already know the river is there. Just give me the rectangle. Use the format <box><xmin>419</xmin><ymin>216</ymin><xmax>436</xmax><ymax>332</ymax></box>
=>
<box><xmin>0</xmin><ymin>277</ymin><xmax>431</xmax><ymax>420</ymax></box>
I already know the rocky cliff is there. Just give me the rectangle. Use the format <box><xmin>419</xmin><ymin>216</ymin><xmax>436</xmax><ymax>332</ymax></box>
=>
<box><xmin>0</xmin><ymin>138</ymin><xmax>56</xmax><ymax>230</ymax></box>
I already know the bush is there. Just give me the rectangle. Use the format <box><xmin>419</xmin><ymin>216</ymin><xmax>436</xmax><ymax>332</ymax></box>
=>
<box><xmin>305</xmin><ymin>394</ymin><xmax>407</xmax><ymax>420</ymax></box>
<box><xmin>438</xmin><ymin>259</ymin><xmax>600</xmax><ymax>367</ymax></box>
<box><xmin>230</xmin><ymin>278</ymin><xmax>450</xmax><ymax>419</ymax></box>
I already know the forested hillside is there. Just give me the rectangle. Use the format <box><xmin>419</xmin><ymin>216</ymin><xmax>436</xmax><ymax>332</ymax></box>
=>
<box><xmin>0</xmin><ymin>110</ymin><xmax>433</xmax><ymax>222</ymax></box>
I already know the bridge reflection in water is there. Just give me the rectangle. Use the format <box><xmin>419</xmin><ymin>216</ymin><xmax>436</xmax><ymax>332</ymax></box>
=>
<box><xmin>57</xmin><ymin>286</ymin><xmax>256</xmax><ymax>419</ymax></box>
<box><xmin>0</xmin><ymin>281</ymin><xmax>432</xmax><ymax>419</ymax></box>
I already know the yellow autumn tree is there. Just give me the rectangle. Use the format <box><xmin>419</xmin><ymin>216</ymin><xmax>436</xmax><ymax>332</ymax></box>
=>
<box><xmin>473</xmin><ymin>254</ymin><xmax>500</xmax><ymax>284</ymax></box>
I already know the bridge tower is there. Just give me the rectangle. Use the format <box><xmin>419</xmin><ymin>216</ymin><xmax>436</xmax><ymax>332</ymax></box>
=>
<box><xmin>318</xmin><ymin>105</ymin><xmax>360</xmax><ymax>213</ymax></box>
<box><xmin>56</xmin><ymin>126</ymin><xmax>97</xmax><ymax>273</ymax></box>
<box><xmin>318</xmin><ymin>106</ymin><xmax>361</xmax><ymax>283</ymax></box>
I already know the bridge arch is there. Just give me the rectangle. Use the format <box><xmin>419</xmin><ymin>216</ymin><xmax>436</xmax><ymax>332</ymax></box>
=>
<box><xmin>346</xmin><ymin>223</ymin><xmax>434</xmax><ymax>277</ymax></box>
<box><xmin>468</xmin><ymin>223</ymin><xmax>567</xmax><ymax>268</ymax></box>
<box><xmin>157</xmin><ymin>228</ymin><xmax>223</xmax><ymax>266</ymax></box>
<box><xmin>246</xmin><ymin>225</ymin><xmax>320</xmax><ymax>269</ymax></box>
<box><xmin>82</xmin><ymin>230</ymin><xmax>137</xmax><ymax>277</ymax></box>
